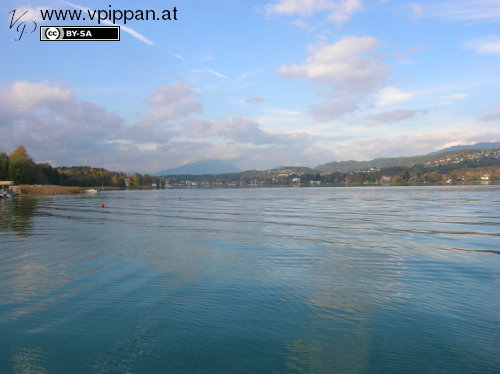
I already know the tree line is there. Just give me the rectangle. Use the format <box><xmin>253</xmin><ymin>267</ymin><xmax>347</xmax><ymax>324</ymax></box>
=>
<box><xmin>0</xmin><ymin>146</ymin><xmax>159</xmax><ymax>188</ymax></box>
<box><xmin>1</xmin><ymin>145</ymin><xmax>497</xmax><ymax>188</ymax></box>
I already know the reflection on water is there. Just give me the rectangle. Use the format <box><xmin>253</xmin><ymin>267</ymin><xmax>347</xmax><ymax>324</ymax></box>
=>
<box><xmin>0</xmin><ymin>187</ymin><xmax>499</xmax><ymax>373</ymax></box>
<box><xmin>10</xmin><ymin>346</ymin><xmax>47</xmax><ymax>374</ymax></box>
<box><xmin>0</xmin><ymin>198</ymin><xmax>37</xmax><ymax>235</ymax></box>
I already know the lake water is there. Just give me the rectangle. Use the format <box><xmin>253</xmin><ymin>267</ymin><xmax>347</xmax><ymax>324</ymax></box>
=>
<box><xmin>0</xmin><ymin>186</ymin><xmax>499</xmax><ymax>373</ymax></box>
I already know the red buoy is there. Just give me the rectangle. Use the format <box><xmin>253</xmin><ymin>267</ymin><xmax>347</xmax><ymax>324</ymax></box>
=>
<box><xmin>178</xmin><ymin>196</ymin><xmax>182</xmax><ymax>200</ymax></box>
<box><xmin>100</xmin><ymin>204</ymin><xmax>105</xmax><ymax>208</ymax></box>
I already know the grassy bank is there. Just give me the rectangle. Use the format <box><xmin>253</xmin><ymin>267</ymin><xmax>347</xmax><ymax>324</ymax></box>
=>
<box><xmin>14</xmin><ymin>185</ymin><xmax>81</xmax><ymax>195</ymax></box>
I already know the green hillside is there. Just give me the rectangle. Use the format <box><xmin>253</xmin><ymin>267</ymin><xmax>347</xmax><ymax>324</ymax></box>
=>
<box><xmin>314</xmin><ymin>148</ymin><xmax>500</xmax><ymax>173</ymax></box>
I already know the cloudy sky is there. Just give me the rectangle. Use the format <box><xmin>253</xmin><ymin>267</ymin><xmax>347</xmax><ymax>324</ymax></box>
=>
<box><xmin>1</xmin><ymin>0</ymin><xmax>499</xmax><ymax>172</ymax></box>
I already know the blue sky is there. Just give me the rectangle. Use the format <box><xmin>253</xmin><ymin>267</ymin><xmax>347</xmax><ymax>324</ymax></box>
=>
<box><xmin>1</xmin><ymin>0</ymin><xmax>499</xmax><ymax>172</ymax></box>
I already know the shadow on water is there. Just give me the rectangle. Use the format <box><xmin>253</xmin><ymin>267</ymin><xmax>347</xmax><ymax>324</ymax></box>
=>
<box><xmin>0</xmin><ymin>198</ymin><xmax>38</xmax><ymax>236</ymax></box>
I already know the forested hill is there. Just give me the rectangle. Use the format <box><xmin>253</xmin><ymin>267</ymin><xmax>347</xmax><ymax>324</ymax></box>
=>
<box><xmin>314</xmin><ymin>147</ymin><xmax>500</xmax><ymax>173</ymax></box>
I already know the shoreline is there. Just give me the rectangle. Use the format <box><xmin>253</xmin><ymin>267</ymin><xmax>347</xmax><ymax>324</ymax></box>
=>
<box><xmin>13</xmin><ymin>185</ymin><xmax>81</xmax><ymax>196</ymax></box>
<box><xmin>7</xmin><ymin>182</ymin><xmax>498</xmax><ymax>196</ymax></box>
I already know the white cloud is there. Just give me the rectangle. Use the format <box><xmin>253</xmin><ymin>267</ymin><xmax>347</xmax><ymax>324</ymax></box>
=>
<box><xmin>261</xmin><ymin>108</ymin><xmax>303</xmax><ymax>116</ymax></box>
<box><xmin>0</xmin><ymin>81</ymin><xmax>73</xmax><ymax>113</ymax></box>
<box><xmin>328</xmin><ymin>0</ymin><xmax>364</xmax><ymax>24</ymax></box>
<box><xmin>2</xmin><ymin>81</ymin><xmax>493</xmax><ymax>173</ymax></box>
<box><xmin>277</xmin><ymin>36</ymin><xmax>391</xmax><ymax>121</ymax></box>
<box><xmin>449</xmin><ymin>93</ymin><xmax>468</xmax><ymax>100</ymax></box>
<box><xmin>236</xmin><ymin>69</ymin><xmax>265</xmax><ymax>84</ymax></box>
<box><xmin>265</xmin><ymin>0</ymin><xmax>364</xmax><ymax>25</ymax></box>
<box><xmin>331</xmin><ymin>131</ymin><xmax>500</xmax><ymax>161</ymax></box>
<box><xmin>480</xmin><ymin>107</ymin><xmax>500</xmax><ymax>122</ymax></box>
<box><xmin>368</xmin><ymin>109</ymin><xmax>428</xmax><ymax>126</ymax></box>
<box><xmin>465</xmin><ymin>35</ymin><xmax>500</xmax><ymax>55</ymax></box>
<box><xmin>178</xmin><ymin>116</ymin><xmax>282</xmax><ymax>145</ymax></box>
<box><xmin>0</xmin><ymin>81</ymin><xmax>123</xmax><ymax>163</ymax></box>
<box><xmin>246</xmin><ymin>96</ymin><xmax>265</xmax><ymax>103</ymax></box>
<box><xmin>424</xmin><ymin>0</ymin><xmax>500</xmax><ymax>23</ymax></box>
<box><xmin>375</xmin><ymin>86</ymin><xmax>412</xmax><ymax>106</ymax></box>
<box><xmin>438</xmin><ymin>93</ymin><xmax>468</xmax><ymax>104</ymax></box>
<box><xmin>0</xmin><ymin>81</ymin><xmax>306</xmax><ymax>172</ymax></box>
<box><xmin>393</xmin><ymin>45</ymin><xmax>427</xmax><ymax>59</ymax></box>
<box><xmin>202</xmin><ymin>68</ymin><xmax>228</xmax><ymax>79</ymax></box>
<box><xmin>266</xmin><ymin>0</ymin><xmax>334</xmax><ymax>16</ymax></box>
<box><xmin>309</xmin><ymin>98</ymin><xmax>359</xmax><ymax>121</ymax></box>
<box><xmin>145</xmin><ymin>83</ymin><xmax>202</xmax><ymax>122</ymax></box>
<box><xmin>278</xmin><ymin>36</ymin><xmax>387</xmax><ymax>94</ymax></box>
<box><xmin>167</xmin><ymin>51</ymin><xmax>186</xmax><ymax>61</ymax></box>
<box><xmin>212</xmin><ymin>116</ymin><xmax>279</xmax><ymax>145</ymax></box>
<box><xmin>410</xmin><ymin>3</ymin><xmax>424</xmax><ymax>19</ymax></box>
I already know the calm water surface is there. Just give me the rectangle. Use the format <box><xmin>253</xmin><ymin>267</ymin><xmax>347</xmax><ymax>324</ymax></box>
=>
<box><xmin>0</xmin><ymin>186</ymin><xmax>499</xmax><ymax>373</ymax></box>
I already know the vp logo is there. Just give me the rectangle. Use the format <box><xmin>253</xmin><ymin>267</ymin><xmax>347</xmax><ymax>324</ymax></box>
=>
<box><xmin>9</xmin><ymin>9</ymin><xmax>37</xmax><ymax>41</ymax></box>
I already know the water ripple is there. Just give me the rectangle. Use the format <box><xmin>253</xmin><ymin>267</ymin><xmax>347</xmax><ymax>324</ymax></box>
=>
<box><xmin>1</xmin><ymin>186</ymin><xmax>499</xmax><ymax>373</ymax></box>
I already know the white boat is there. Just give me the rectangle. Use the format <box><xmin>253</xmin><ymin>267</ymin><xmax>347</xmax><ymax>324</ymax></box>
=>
<box><xmin>83</xmin><ymin>189</ymin><xmax>99</xmax><ymax>194</ymax></box>
<box><xmin>0</xmin><ymin>189</ymin><xmax>19</xmax><ymax>198</ymax></box>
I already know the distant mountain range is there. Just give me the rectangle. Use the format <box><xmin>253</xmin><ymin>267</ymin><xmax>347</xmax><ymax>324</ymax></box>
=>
<box><xmin>154</xmin><ymin>159</ymin><xmax>241</xmax><ymax>176</ymax></box>
<box><xmin>315</xmin><ymin>142</ymin><xmax>500</xmax><ymax>173</ymax></box>
<box><xmin>154</xmin><ymin>142</ymin><xmax>499</xmax><ymax>176</ymax></box>
<box><xmin>428</xmin><ymin>142</ymin><xmax>500</xmax><ymax>154</ymax></box>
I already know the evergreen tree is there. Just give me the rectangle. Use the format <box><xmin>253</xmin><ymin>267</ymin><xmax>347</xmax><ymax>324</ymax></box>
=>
<box><xmin>0</xmin><ymin>152</ymin><xmax>9</xmax><ymax>180</ymax></box>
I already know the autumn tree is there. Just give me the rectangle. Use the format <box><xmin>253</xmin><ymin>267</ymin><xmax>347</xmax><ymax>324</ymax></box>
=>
<box><xmin>8</xmin><ymin>146</ymin><xmax>36</xmax><ymax>185</ymax></box>
<box><xmin>131</xmin><ymin>172</ymin><xmax>142</xmax><ymax>187</ymax></box>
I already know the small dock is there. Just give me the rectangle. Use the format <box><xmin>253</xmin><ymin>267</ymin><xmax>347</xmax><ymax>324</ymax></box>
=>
<box><xmin>0</xmin><ymin>181</ymin><xmax>16</xmax><ymax>198</ymax></box>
